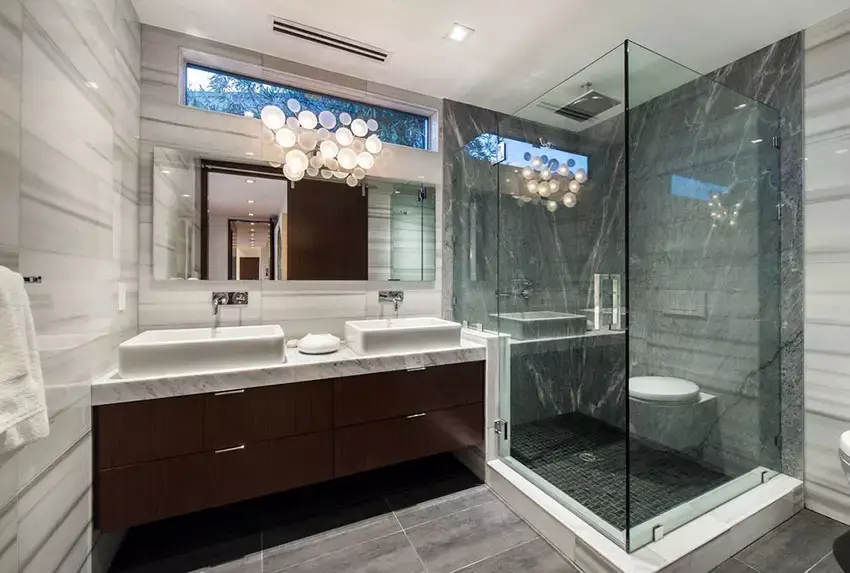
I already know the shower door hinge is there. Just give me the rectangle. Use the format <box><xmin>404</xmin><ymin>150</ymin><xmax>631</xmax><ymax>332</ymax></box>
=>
<box><xmin>772</xmin><ymin>136</ymin><xmax>781</xmax><ymax>149</ymax></box>
<box><xmin>494</xmin><ymin>419</ymin><xmax>509</xmax><ymax>440</ymax></box>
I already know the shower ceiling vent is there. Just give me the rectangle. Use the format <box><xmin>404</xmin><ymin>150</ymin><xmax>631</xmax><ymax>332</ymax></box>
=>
<box><xmin>538</xmin><ymin>89</ymin><xmax>621</xmax><ymax>122</ymax></box>
<box><xmin>272</xmin><ymin>17</ymin><xmax>390</xmax><ymax>63</ymax></box>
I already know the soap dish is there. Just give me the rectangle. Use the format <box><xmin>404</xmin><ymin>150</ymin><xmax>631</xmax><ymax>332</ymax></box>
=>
<box><xmin>297</xmin><ymin>333</ymin><xmax>341</xmax><ymax>355</ymax></box>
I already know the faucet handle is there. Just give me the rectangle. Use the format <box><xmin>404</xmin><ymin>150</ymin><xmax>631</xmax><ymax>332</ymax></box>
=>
<box><xmin>212</xmin><ymin>292</ymin><xmax>229</xmax><ymax>304</ymax></box>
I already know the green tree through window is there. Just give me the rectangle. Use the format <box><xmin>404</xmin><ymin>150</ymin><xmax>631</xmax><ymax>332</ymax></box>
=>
<box><xmin>185</xmin><ymin>64</ymin><xmax>430</xmax><ymax>150</ymax></box>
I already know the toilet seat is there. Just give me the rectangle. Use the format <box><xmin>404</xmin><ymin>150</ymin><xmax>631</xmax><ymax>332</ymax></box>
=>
<box><xmin>629</xmin><ymin>376</ymin><xmax>700</xmax><ymax>404</ymax></box>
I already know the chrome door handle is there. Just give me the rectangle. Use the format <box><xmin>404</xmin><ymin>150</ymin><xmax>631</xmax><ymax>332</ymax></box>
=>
<box><xmin>406</xmin><ymin>366</ymin><xmax>427</xmax><ymax>372</ymax></box>
<box><xmin>214</xmin><ymin>389</ymin><xmax>245</xmax><ymax>396</ymax></box>
<box><xmin>406</xmin><ymin>413</ymin><xmax>427</xmax><ymax>419</ymax></box>
<box><xmin>214</xmin><ymin>445</ymin><xmax>245</xmax><ymax>454</ymax></box>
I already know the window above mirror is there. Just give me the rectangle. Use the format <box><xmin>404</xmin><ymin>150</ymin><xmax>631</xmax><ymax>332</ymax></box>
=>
<box><xmin>184</xmin><ymin>64</ymin><xmax>431</xmax><ymax>150</ymax></box>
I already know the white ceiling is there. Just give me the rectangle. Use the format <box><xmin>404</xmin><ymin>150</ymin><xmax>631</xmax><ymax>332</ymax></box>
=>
<box><xmin>136</xmin><ymin>0</ymin><xmax>850</xmax><ymax>113</ymax></box>
<box><xmin>207</xmin><ymin>171</ymin><xmax>287</xmax><ymax>218</ymax></box>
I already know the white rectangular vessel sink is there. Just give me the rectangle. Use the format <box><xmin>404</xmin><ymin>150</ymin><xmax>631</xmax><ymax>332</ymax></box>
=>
<box><xmin>492</xmin><ymin>311</ymin><xmax>586</xmax><ymax>340</ymax></box>
<box><xmin>118</xmin><ymin>325</ymin><xmax>286</xmax><ymax>378</ymax></box>
<box><xmin>345</xmin><ymin>317</ymin><xmax>462</xmax><ymax>355</ymax></box>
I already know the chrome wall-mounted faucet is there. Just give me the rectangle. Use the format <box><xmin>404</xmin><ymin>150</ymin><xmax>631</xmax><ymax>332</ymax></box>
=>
<box><xmin>378</xmin><ymin>290</ymin><xmax>404</xmax><ymax>317</ymax></box>
<box><xmin>212</xmin><ymin>292</ymin><xmax>248</xmax><ymax>315</ymax></box>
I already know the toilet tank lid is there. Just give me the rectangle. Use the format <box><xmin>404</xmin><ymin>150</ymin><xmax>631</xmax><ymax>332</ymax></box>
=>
<box><xmin>629</xmin><ymin>376</ymin><xmax>700</xmax><ymax>403</ymax></box>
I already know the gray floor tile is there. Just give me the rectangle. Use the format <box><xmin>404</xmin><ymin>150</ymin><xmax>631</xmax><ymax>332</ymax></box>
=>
<box><xmin>262</xmin><ymin>513</ymin><xmax>402</xmax><ymax>572</ymax></box>
<box><xmin>709</xmin><ymin>558</ymin><xmax>759</xmax><ymax>573</ymax></box>
<box><xmin>277</xmin><ymin>531</ymin><xmax>426</xmax><ymax>573</ymax></box>
<box><xmin>810</xmin><ymin>552</ymin><xmax>843</xmax><ymax>573</ymax></box>
<box><xmin>736</xmin><ymin>510</ymin><xmax>848</xmax><ymax>573</ymax></box>
<box><xmin>453</xmin><ymin>538</ymin><xmax>579</xmax><ymax>573</ymax></box>
<box><xmin>404</xmin><ymin>500</ymin><xmax>537</xmax><ymax>573</ymax></box>
<box><xmin>394</xmin><ymin>485</ymin><xmax>497</xmax><ymax>529</ymax></box>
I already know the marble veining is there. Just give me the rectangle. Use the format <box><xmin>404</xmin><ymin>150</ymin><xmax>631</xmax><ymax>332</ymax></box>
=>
<box><xmin>93</xmin><ymin>338</ymin><xmax>485</xmax><ymax>405</ymax></box>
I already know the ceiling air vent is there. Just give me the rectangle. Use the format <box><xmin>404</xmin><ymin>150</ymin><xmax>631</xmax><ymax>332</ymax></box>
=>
<box><xmin>553</xmin><ymin>89</ymin><xmax>621</xmax><ymax>122</ymax></box>
<box><xmin>272</xmin><ymin>18</ymin><xmax>390</xmax><ymax>63</ymax></box>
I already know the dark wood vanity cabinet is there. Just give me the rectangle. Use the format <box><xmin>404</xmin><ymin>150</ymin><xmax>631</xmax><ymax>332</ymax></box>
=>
<box><xmin>94</xmin><ymin>361</ymin><xmax>485</xmax><ymax>531</ymax></box>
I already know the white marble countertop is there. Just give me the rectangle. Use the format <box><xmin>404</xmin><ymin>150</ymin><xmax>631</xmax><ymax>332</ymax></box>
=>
<box><xmin>93</xmin><ymin>339</ymin><xmax>486</xmax><ymax>406</ymax></box>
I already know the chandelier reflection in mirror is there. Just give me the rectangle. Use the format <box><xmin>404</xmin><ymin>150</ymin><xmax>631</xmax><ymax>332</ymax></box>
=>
<box><xmin>516</xmin><ymin>151</ymin><xmax>587</xmax><ymax>212</ymax></box>
<box><xmin>709</xmin><ymin>192</ymin><xmax>743</xmax><ymax>228</ymax></box>
<box><xmin>260</xmin><ymin>99</ymin><xmax>383</xmax><ymax>186</ymax></box>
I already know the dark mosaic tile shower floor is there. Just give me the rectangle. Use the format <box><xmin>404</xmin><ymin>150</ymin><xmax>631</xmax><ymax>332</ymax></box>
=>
<box><xmin>511</xmin><ymin>412</ymin><xmax>734</xmax><ymax>530</ymax></box>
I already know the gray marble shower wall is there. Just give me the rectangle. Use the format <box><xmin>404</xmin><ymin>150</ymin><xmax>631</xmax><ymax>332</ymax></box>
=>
<box><xmin>444</xmin><ymin>34</ymin><xmax>803</xmax><ymax>478</ymax></box>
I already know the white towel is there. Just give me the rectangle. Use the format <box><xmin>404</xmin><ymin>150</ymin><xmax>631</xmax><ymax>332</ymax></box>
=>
<box><xmin>0</xmin><ymin>266</ymin><xmax>49</xmax><ymax>452</ymax></box>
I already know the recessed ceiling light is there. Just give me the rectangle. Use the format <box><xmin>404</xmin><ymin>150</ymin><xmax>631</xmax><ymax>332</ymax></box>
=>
<box><xmin>181</xmin><ymin>194</ymin><xmax>190</xmax><ymax>198</ymax></box>
<box><xmin>246</xmin><ymin>179</ymin><xmax>255</xmax><ymax>184</ymax></box>
<box><xmin>162</xmin><ymin>170</ymin><xmax>171</xmax><ymax>174</ymax></box>
<box><xmin>245</xmin><ymin>151</ymin><xmax>255</xmax><ymax>156</ymax></box>
<box><xmin>248</xmin><ymin>213</ymin><xmax>254</xmax><ymax>216</ymax></box>
<box><xmin>250</xmin><ymin>222</ymin><xmax>255</xmax><ymax>226</ymax></box>
<box><xmin>247</xmin><ymin>199</ymin><xmax>255</xmax><ymax>204</ymax></box>
<box><xmin>446</xmin><ymin>23</ymin><xmax>474</xmax><ymax>42</ymax></box>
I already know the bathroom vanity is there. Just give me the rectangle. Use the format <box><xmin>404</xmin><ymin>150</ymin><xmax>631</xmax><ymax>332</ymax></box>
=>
<box><xmin>92</xmin><ymin>341</ymin><xmax>486</xmax><ymax>531</ymax></box>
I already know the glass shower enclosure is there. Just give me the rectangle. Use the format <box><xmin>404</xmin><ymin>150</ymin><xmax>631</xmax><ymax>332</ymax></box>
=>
<box><xmin>451</xmin><ymin>41</ymin><xmax>782</xmax><ymax>551</ymax></box>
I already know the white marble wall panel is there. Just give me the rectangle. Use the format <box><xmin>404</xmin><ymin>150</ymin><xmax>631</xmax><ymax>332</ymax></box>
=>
<box><xmin>0</xmin><ymin>0</ymin><xmax>140</xmax><ymax>571</ymax></box>
<box><xmin>805</xmin><ymin>7</ymin><xmax>850</xmax><ymax>525</ymax></box>
<box><xmin>138</xmin><ymin>25</ymin><xmax>444</xmax><ymax>334</ymax></box>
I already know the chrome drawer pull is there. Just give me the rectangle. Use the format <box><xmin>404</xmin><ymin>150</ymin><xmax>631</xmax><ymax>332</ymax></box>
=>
<box><xmin>406</xmin><ymin>366</ymin><xmax>427</xmax><ymax>372</ymax></box>
<box><xmin>406</xmin><ymin>413</ymin><xmax>427</xmax><ymax>419</ymax></box>
<box><xmin>214</xmin><ymin>445</ymin><xmax>245</xmax><ymax>454</ymax></box>
<box><xmin>214</xmin><ymin>389</ymin><xmax>245</xmax><ymax>396</ymax></box>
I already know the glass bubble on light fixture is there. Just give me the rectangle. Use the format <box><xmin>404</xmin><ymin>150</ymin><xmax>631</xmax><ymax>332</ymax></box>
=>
<box><xmin>336</xmin><ymin>127</ymin><xmax>354</xmax><ymax>146</ymax></box>
<box><xmin>520</xmin><ymin>195</ymin><xmax>533</xmax><ymax>203</ymax></box>
<box><xmin>283</xmin><ymin>163</ymin><xmax>299</xmax><ymax>180</ymax></box>
<box><xmin>306</xmin><ymin>166</ymin><xmax>319</xmax><ymax>177</ymax></box>
<box><xmin>526</xmin><ymin>180</ymin><xmax>539</xmax><ymax>194</ymax></box>
<box><xmin>548</xmin><ymin>179</ymin><xmax>560</xmax><ymax>194</ymax></box>
<box><xmin>289</xmin><ymin>168</ymin><xmax>304</xmax><ymax>182</ymax></box>
<box><xmin>365</xmin><ymin>134</ymin><xmax>383</xmax><ymax>154</ymax></box>
<box><xmin>298</xmin><ymin>110</ymin><xmax>318</xmax><ymax>130</ymax></box>
<box><xmin>521</xmin><ymin>167</ymin><xmax>534</xmax><ymax>180</ymax></box>
<box><xmin>287</xmin><ymin>99</ymin><xmax>301</xmax><ymax>113</ymax></box>
<box><xmin>326</xmin><ymin>157</ymin><xmax>339</xmax><ymax>171</ymax></box>
<box><xmin>337</xmin><ymin>148</ymin><xmax>358</xmax><ymax>170</ymax></box>
<box><xmin>333</xmin><ymin>171</ymin><xmax>347</xmax><ymax>179</ymax></box>
<box><xmin>260</xmin><ymin>105</ymin><xmax>286</xmax><ymax>130</ymax></box>
<box><xmin>352</xmin><ymin>139</ymin><xmax>365</xmax><ymax>153</ymax></box>
<box><xmin>286</xmin><ymin>116</ymin><xmax>300</xmax><ymax>130</ymax></box>
<box><xmin>568</xmin><ymin>179</ymin><xmax>581</xmax><ymax>193</ymax></box>
<box><xmin>538</xmin><ymin>185</ymin><xmax>551</xmax><ymax>198</ymax></box>
<box><xmin>320</xmin><ymin>140</ymin><xmax>339</xmax><ymax>159</ymax></box>
<box><xmin>321</xmin><ymin>169</ymin><xmax>333</xmax><ymax>179</ymax></box>
<box><xmin>351</xmin><ymin>119</ymin><xmax>368</xmax><ymax>137</ymax></box>
<box><xmin>546</xmin><ymin>200</ymin><xmax>559</xmax><ymax>212</ymax></box>
<box><xmin>285</xmin><ymin>149</ymin><xmax>309</xmax><ymax>173</ymax></box>
<box><xmin>317</xmin><ymin>128</ymin><xmax>330</xmax><ymax>141</ymax></box>
<box><xmin>530</xmin><ymin>156</ymin><xmax>543</xmax><ymax>169</ymax></box>
<box><xmin>563</xmin><ymin>192</ymin><xmax>577</xmax><ymax>208</ymax></box>
<box><xmin>366</xmin><ymin>119</ymin><xmax>378</xmax><ymax>132</ymax></box>
<box><xmin>346</xmin><ymin>174</ymin><xmax>359</xmax><ymax>187</ymax></box>
<box><xmin>297</xmin><ymin>130</ymin><xmax>318</xmax><ymax>151</ymax></box>
<box><xmin>318</xmin><ymin>111</ymin><xmax>336</xmax><ymax>129</ymax></box>
<box><xmin>540</xmin><ymin>168</ymin><xmax>552</xmax><ymax>181</ymax></box>
<box><xmin>339</xmin><ymin>112</ymin><xmax>352</xmax><ymax>125</ymax></box>
<box><xmin>275</xmin><ymin>127</ymin><xmax>297</xmax><ymax>148</ymax></box>
<box><xmin>353</xmin><ymin>167</ymin><xmax>365</xmax><ymax>179</ymax></box>
<box><xmin>357</xmin><ymin>151</ymin><xmax>375</xmax><ymax>170</ymax></box>
<box><xmin>574</xmin><ymin>168</ymin><xmax>587</xmax><ymax>183</ymax></box>
<box><xmin>557</xmin><ymin>164</ymin><xmax>570</xmax><ymax>177</ymax></box>
<box><xmin>309</xmin><ymin>154</ymin><xmax>324</xmax><ymax>169</ymax></box>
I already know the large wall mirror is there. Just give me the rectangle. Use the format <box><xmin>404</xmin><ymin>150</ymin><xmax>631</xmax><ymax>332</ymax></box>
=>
<box><xmin>152</xmin><ymin>146</ymin><xmax>437</xmax><ymax>282</ymax></box>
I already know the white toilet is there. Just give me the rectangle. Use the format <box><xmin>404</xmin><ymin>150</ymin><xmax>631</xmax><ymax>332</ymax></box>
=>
<box><xmin>628</xmin><ymin>376</ymin><xmax>717</xmax><ymax>452</ymax></box>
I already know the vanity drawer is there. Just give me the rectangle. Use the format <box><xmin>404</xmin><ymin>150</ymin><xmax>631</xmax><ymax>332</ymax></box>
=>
<box><xmin>96</xmin><ymin>395</ymin><xmax>205</xmax><ymax>470</ymax></box>
<box><xmin>334</xmin><ymin>402</ymin><xmax>484</xmax><ymax>477</ymax></box>
<box><xmin>96</xmin><ymin>431</ymin><xmax>334</xmax><ymax>531</ymax></box>
<box><xmin>204</xmin><ymin>380</ymin><xmax>333</xmax><ymax>449</ymax></box>
<box><xmin>333</xmin><ymin>361</ymin><xmax>485</xmax><ymax>427</ymax></box>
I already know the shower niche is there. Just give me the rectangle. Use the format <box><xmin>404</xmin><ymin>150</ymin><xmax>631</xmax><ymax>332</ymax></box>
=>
<box><xmin>450</xmin><ymin>40</ymin><xmax>783</xmax><ymax>552</ymax></box>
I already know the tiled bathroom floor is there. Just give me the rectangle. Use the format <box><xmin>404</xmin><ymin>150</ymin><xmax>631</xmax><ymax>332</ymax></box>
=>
<box><xmin>511</xmin><ymin>412</ymin><xmax>734</xmax><ymax>530</ymax></box>
<box><xmin>711</xmin><ymin>509</ymin><xmax>849</xmax><ymax>573</ymax></box>
<box><xmin>108</xmin><ymin>455</ymin><xmax>579</xmax><ymax>573</ymax></box>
